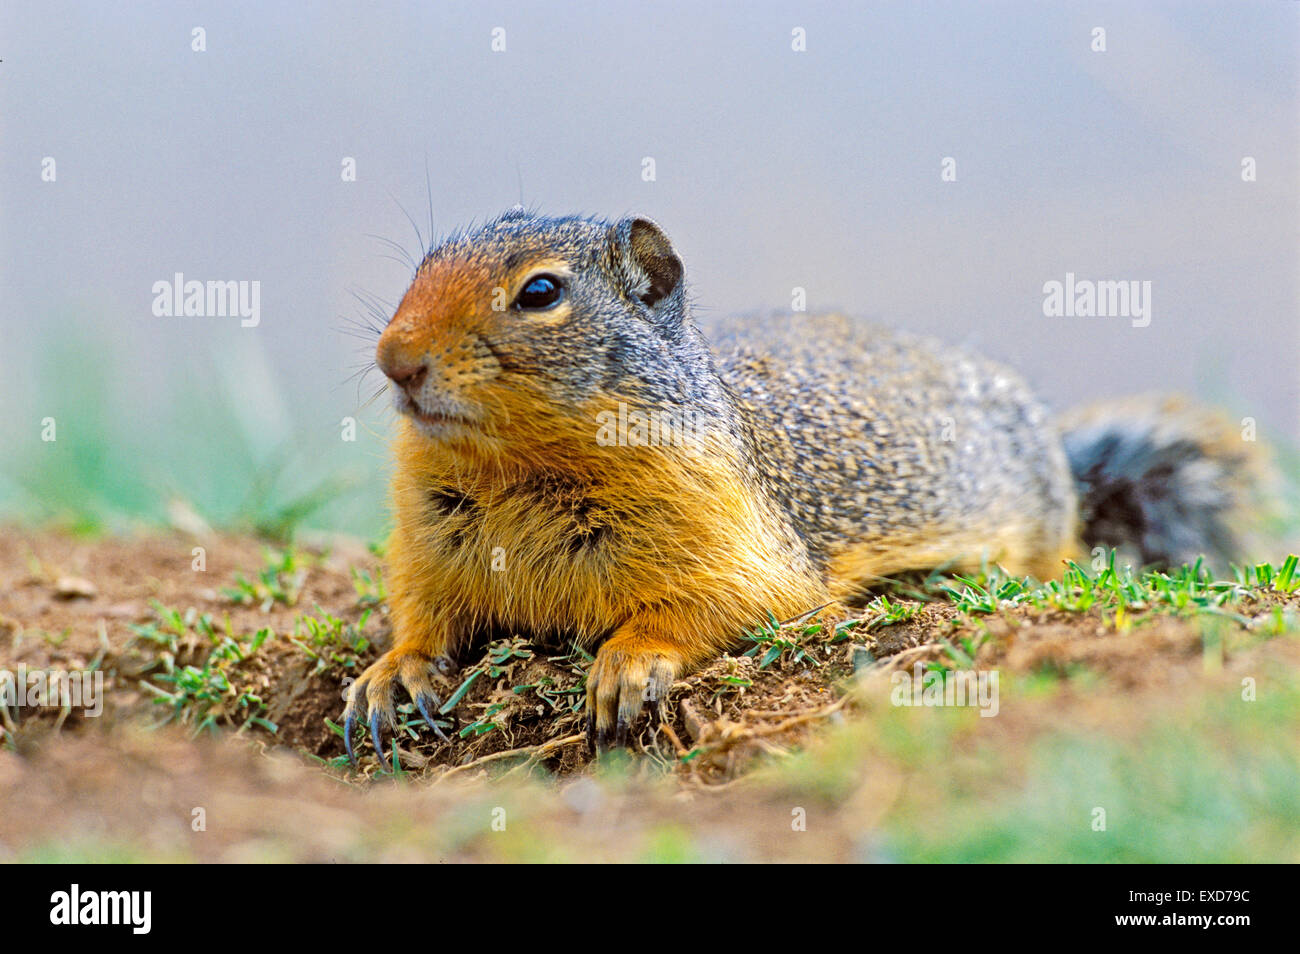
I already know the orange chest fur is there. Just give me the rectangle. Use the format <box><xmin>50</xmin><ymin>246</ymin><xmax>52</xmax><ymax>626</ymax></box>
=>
<box><xmin>385</xmin><ymin>424</ymin><xmax>829</xmax><ymax>644</ymax></box>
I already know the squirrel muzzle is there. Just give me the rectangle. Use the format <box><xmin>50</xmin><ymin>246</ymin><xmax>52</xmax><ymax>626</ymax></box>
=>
<box><xmin>376</xmin><ymin>258</ymin><xmax>501</xmax><ymax>430</ymax></box>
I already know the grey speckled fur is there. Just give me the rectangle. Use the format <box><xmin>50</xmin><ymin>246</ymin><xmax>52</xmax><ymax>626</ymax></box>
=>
<box><xmin>703</xmin><ymin>314</ymin><xmax>1077</xmax><ymax>575</ymax></box>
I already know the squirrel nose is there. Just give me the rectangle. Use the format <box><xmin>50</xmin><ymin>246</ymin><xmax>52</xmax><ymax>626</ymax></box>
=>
<box><xmin>376</xmin><ymin>324</ymin><xmax>431</xmax><ymax>393</ymax></box>
<box><xmin>386</xmin><ymin>362</ymin><xmax>428</xmax><ymax>394</ymax></box>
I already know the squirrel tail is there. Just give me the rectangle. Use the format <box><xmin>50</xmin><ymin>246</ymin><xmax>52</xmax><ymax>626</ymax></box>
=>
<box><xmin>1058</xmin><ymin>394</ymin><xmax>1275</xmax><ymax>571</ymax></box>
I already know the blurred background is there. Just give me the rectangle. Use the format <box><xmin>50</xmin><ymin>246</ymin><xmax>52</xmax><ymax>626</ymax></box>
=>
<box><xmin>2</xmin><ymin>0</ymin><xmax>1296</xmax><ymax>540</ymax></box>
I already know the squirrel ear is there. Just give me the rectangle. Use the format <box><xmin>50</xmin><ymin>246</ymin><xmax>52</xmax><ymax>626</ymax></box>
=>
<box><xmin>610</xmin><ymin>217</ymin><xmax>683</xmax><ymax>308</ymax></box>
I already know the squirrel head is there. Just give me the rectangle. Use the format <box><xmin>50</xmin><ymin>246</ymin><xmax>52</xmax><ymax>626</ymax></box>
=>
<box><xmin>376</xmin><ymin>209</ymin><xmax>721</xmax><ymax>461</ymax></box>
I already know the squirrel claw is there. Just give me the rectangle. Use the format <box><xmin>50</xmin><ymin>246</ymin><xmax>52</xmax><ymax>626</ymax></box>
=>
<box><xmin>341</xmin><ymin>648</ymin><xmax>452</xmax><ymax>766</ymax></box>
<box><xmin>584</xmin><ymin>716</ymin><xmax>620</xmax><ymax>755</ymax></box>
<box><xmin>414</xmin><ymin>692</ymin><xmax>449</xmax><ymax>742</ymax></box>
<box><xmin>343</xmin><ymin>712</ymin><xmax>358</xmax><ymax>765</ymax></box>
<box><xmin>585</xmin><ymin>638</ymin><xmax>681</xmax><ymax>753</ymax></box>
<box><xmin>369</xmin><ymin>710</ymin><xmax>384</xmax><ymax>764</ymax></box>
<box><xmin>585</xmin><ymin>717</ymin><xmax>628</xmax><ymax>755</ymax></box>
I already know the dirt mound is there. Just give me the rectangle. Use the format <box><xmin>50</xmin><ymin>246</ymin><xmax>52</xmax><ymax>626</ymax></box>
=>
<box><xmin>4</xmin><ymin>529</ymin><xmax>1300</xmax><ymax>861</ymax></box>
<box><xmin>3</xmin><ymin>528</ymin><xmax>1296</xmax><ymax>787</ymax></box>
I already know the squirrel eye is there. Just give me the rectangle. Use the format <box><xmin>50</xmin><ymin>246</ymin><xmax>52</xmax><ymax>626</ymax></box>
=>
<box><xmin>514</xmin><ymin>274</ymin><xmax>564</xmax><ymax>311</ymax></box>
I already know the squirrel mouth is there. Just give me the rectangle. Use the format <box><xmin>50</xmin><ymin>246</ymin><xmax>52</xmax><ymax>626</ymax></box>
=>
<box><xmin>411</xmin><ymin>407</ymin><xmax>474</xmax><ymax>428</ymax></box>
<box><xmin>397</xmin><ymin>394</ymin><xmax>477</xmax><ymax>432</ymax></box>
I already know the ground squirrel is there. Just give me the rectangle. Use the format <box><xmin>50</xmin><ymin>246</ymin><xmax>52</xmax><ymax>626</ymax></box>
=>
<box><xmin>343</xmin><ymin>208</ymin><xmax>1268</xmax><ymax>757</ymax></box>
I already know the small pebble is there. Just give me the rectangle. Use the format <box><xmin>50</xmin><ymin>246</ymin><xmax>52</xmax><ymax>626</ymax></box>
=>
<box><xmin>54</xmin><ymin>577</ymin><xmax>97</xmax><ymax>600</ymax></box>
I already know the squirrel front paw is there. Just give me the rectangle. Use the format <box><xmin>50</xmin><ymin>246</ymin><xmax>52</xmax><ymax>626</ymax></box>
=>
<box><xmin>585</xmin><ymin>633</ymin><xmax>685</xmax><ymax>752</ymax></box>
<box><xmin>342</xmin><ymin>646</ymin><xmax>452</xmax><ymax>765</ymax></box>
